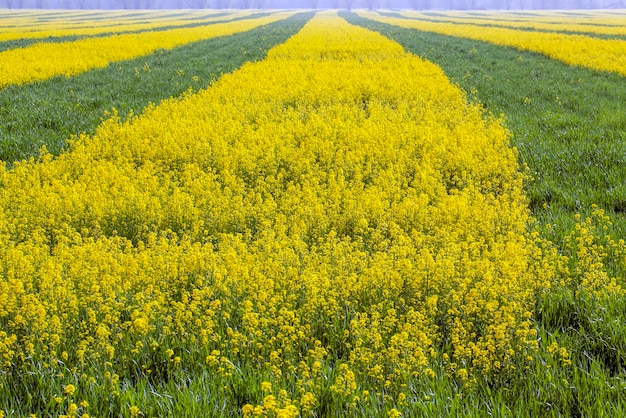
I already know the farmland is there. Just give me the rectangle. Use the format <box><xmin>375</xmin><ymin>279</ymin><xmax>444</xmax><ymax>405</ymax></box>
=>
<box><xmin>1</xmin><ymin>8</ymin><xmax>626</xmax><ymax>417</ymax></box>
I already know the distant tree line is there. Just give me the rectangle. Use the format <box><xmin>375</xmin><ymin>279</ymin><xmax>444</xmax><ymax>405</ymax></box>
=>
<box><xmin>0</xmin><ymin>0</ymin><xmax>624</xmax><ymax>10</ymax></box>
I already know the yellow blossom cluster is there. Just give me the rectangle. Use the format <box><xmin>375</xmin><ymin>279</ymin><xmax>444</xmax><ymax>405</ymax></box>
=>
<box><xmin>242</xmin><ymin>383</ymin><xmax>300</xmax><ymax>418</ymax></box>
<box><xmin>0</xmin><ymin>10</ymin><xmax>563</xmax><ymax>414</ymax></box>
<box><xmin>0</xmin><ymin>10</ymin><xmax>251</xmax><ymax>43</ymax></box>
<box><xmin>0</xmin><ymin>11</ymin><xmax>295</xmax><ymax>89</ymax></box>
<box><xmin>361</xmin><ymin>11</ymin><xmax>626</xmax><ymax>77</ymax></box>
<box><xmin>560</xmin><ymin>206</ymin><xmax>626</xmax><ymax>300</ymax></box>
<box><xmin>394</xmin><ymin>10</ymin><xmax>626</xmax><ymax>37</ymax></box>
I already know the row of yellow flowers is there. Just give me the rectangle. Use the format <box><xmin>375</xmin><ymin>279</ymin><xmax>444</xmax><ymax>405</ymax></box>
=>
<box><xmin>0</xmin><ymin>11</ymin><xmax>294</xmax><ymax>89</ymax></box>
<box><xmin>415</xmin><ymin>9</ymin><xmax>626</xmax><ymax>24</ymax></box>
<box><xmin>362</xmin><ymin>11</ymin><xmax>626</xmax><ymax>77</ymax></box>
<box><xmin>0</xmin><ymin>11</ymin><xmax>558</xmax><ymax>416</ymax></box>
<box><xmin>0</xmin><ymin>9</ymin><xmax>213</xmax><ymax>25</ymax></box>
<box><xmin>0</xmin><ymin>10</ymin><xmax>248</xmax><ymax>43</ymax></box>
<box><xmin>394</xmin><ymin>10</ymin><xmax>626</xmax><ymax>37</ymax></box>
<box><xmin>0</xmin><ymin>10</ymin><xmax>173</xmax><ymax>32</ymax></box>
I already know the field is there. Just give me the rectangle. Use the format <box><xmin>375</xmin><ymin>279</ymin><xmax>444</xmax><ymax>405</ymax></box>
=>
<box><xmin>1</xmin><ymin>8</ymin><xmax>626</xmax><ymax>417</ymax></box>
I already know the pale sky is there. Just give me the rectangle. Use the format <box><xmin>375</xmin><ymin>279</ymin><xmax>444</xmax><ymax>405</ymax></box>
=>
<box><xmin>0</xmin><ymin>0</ymin><xmax>621</xmax><ymax>9</ymax></box>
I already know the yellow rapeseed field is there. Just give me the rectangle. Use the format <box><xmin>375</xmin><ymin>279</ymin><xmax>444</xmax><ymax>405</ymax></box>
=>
<box><xmin>6</xmin><ymin>8</ymin><xmax>626</xmax><ymax>416</ymax></box>
<box><xmin>0</xmin><ymin>9</ymin><xmax>211</xmax><ymax>29</ymax></box>
<box><xmin>0</xmin><ymin>10</ymin><xmax>251</xmax><ymax>42</ymax></box>
<box><xmin>0</xmin><ymin>11</ymin><xmax>295</xmax><ymax>89</ymax></box>
<box><xmin>394</xmin><ymin>10</ymin><xmax>626</xmax><ymax>36</ymax></box>
<box><xmin>0</xmin><ymin>11</ymin><xmax>562</xmax><ymax>416</ymax></box>
<box><xmin>362</xmin><ymin>11</ymin><xmax>626</xmax><ymax>77</ymax></box>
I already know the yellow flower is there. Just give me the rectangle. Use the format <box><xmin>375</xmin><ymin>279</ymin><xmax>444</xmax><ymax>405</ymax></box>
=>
<box><xmin>129</xmin><ymin>406</ymin><xmax>142</xmax><ymax>417</ymax></box>
<box><xmin>388</xmin><ymin>408</ymin><xmax>402</xmax><ymax>418</ymax></box>
<box><xmin>261</xmin><ymin>381</ymin><xmax>272</xmax><ymax>393</ymax></box>
<box><xmin>241</xmin><ymin>404</ymin><xmax>254</xmax><ymax>417</ymax></box>
<box><xmin>263</xmin><ymin>395</ymin><xmax>277</xmax><ymax>411</ymax></box>
<box><xmin>67</xmin><ymin>403</ymin><xmax>78</xmax><ymax>416</ymax></box>
<box><xmin>300</xmin><ymin>392</ymin><xmax>316</xmax><ymax>411</ymax></box>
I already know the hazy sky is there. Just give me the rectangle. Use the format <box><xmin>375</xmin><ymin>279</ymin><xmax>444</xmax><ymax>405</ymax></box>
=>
<box><xmin>1</xmin><ymin>0</ymin><xmax>622</xmax><ymax>9</ymax></box>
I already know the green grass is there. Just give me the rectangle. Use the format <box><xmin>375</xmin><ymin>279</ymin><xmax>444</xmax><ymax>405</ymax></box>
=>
<box><xmin>343</xmin><ymin>10</ymin><xmax>626</xmax><ymax>416</ymax></box>
<box><xmin>0</xmin><ymin>12</ymin><xmax>313</xmax><ymax>165</ymax></box>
